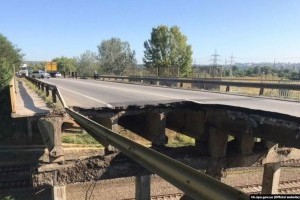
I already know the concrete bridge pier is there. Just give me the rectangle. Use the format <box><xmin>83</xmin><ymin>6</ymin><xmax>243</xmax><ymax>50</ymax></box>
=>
<box><xmin>37</xmin><ymin>116</ymin><xmax>65</xmax><ymax>162</ymax></box>
<box><xmin>166</xmin><ymin>110</ymin><xmax>206</xmax><ymax>146</ymax></box>
<box><xmin>144</xmin><ymin>112</ymin><xmax>167</xmax><ymax>146</ymax></box>
<box><xmin>91</xmin><ymin>116</ymin><xmax>119</xmax><ymax>153</ymax></box>
<box><xmin>208</xmin><ymin>127</ymin><xmax>228</xmax><ymax>158</ymax></box>
<box><xmin>236</xmin><ymin>132</ymin><xmax>255</xmax><ymax>155</ymax></box>
<box><xmin>206</xmin><ymin>127</ymin><xmax>228</xmax><ymax>180</ymax></box>
<box><xmin>117</xmin><ymin>111</ymin><xmax>168</xmax><ymax>146</ymax></box>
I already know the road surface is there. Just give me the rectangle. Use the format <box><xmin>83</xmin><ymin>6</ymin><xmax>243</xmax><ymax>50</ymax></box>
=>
<box><xmin>43</xmin><ymin>78</ymin><xmax>300</xmax><ymax>117</ymax></box>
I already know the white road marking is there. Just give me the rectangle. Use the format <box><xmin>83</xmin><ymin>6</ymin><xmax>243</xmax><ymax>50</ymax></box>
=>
<box><xmin>58</xmin><ymin>86</ymin><xmax>114</xmax><ymax>108</ymax></box>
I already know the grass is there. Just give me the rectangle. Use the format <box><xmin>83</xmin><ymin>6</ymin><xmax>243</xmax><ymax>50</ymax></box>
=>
<box><xmin>166</xmin><ymin>129</ymin><xmax>195</xmax><ymax>147</ymax></box>
<box><xmin>62</xmin><ymin>131</ymin><xmax>102</xmax><ymax>147</ymax></box>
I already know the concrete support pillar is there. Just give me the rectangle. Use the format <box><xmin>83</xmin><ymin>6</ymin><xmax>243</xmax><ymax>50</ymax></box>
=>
<box><xmin>176</xmin><ymin>82</ymin><xmax>183</xmax><ymax>88</ymax></box>
<box><xmin>236</xmin><ymin>133</ymin><xmax>254</xmax><ymax>155</ymax></box>
<box><xmin>92</xmin><ymin>117</ymin><xmax>118</xmax><ymax>154</ymax></box>
<box><xmin>166</xmin><ymin>110</ymin><xmax>206</xmax><ymax>140</ymax></box>
<box><xmin>52</xmin><ymin>185</ymin><xmax>67</xmax><ymax>200</ymax></box>
<box><xmin>262</xmin><ymin>162</ymin><xmax>281</xmax><ymax>194</ymax></box>
<box><xmin>146</xmin><ymin>112</ymin><xmax>167</xmax><ymax>146</ymax></box>
<box><xmin>135</xmin><ymin>175</ymin><xmax>150</xmax><ymax>200</ymax></box>
<box><xmin>208</xmin><ymin>127</ymin><xmax>228</xmax><ymax>158</ymax></box>
<box><xmin>27</xmin><ymin>117</ymin><xmax>33</xmax><ymax>143</ymax></box>
<box><xmin>155</xmin><ymin>81</ymin><xmax>160</xmax><ymax>86</ymax></box>
<box><xmin>37</xmin><ymin>117</ymin><xmax>64</xmax><ymax>162</ymax></box>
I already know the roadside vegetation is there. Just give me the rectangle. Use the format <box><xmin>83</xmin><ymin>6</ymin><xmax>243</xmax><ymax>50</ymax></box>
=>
<box><xmin>0</xmin><ymin>34</ymin><xmax>23</xmax><ymax>144</ymax></box>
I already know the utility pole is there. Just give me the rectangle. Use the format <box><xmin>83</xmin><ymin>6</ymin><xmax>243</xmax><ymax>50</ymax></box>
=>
<box><xmin>210</xmin><ymin>49</ymin><xmax>220</xmax><ymax>78</ymax></box>
<box><xmin>222</xmin><ymin>59</ymin><xmax>227</xmax><ymax>78</ymax></box>
<box><xmin>229</xmin><ymin>54</ymin><xmax>235</xmax><ymax>65</ymax></box>
<box><xmin>229</xmin><ymin>54</ymin><xmax>235</xmax><ymax>77</ymax></box>
<box><xmin>211</xmin><ymin>49</ymin><xmax>220</xmax><ymax>66</ymax></box>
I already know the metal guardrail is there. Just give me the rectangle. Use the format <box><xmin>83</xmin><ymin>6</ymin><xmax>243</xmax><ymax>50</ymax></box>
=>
<box><xmin>26</xmin><ymin>76</ymin><xmax>249</xmax><ymax>200</ymax></box>
<box><xmin>26</xmin><ymin>76</ymin><xmax>58</xmax><ymax>103</ymax></box>
<box><xmin>80</xmin><ymin>75</ymin><xmax>300</xmax><ymax>97</ymax></box>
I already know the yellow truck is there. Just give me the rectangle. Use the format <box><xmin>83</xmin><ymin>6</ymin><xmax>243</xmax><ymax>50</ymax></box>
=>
<box><xmin>45</xmin><ymin>62</ymin><xmax>58</xmax><ymax>77</ymax></box>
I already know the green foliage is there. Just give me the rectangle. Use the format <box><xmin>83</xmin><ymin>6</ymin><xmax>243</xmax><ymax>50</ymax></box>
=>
<box><xmin>76</xmin><ymin>50</ymin><xmax>99</xmax><ymax>76</ymax></box>
<box><xmin>62</xmin><ymin>132</ymin><xmax>100</xmax><ymax>145</ymax></box>
<box><xmin>30</xmin><ymin>62</ymin><xmax>46</xmax><ymax>71</ymax></box>
<box><xmin>97</xmin><ymin>38</ymin><xmax>137</xmax><ymax>75</ymax></box>
<box><xmin>1</xmin><ymin>195</ymin><xmax>15</xmax><ymax>200</ymax></box>
<box><xmin>143</xmin><ymin>25</ymin><xmax>193</xmax><ymax>77</ymax></box>
<box><xmin>52</xmin><ymin>56</ymin><xmax>76</xmax><ymax>73</ymax></box>
<box><xmin>0</xmin><ymin>34</ymin><xmax>22</xmax><ymax>89</ymax></box>
<box><xmin>224</xmin><ymin>65</ymin><xmax>300</xmax><ymax>80</ymax></box>
<box><xmin>167</xmin><ymin>133</ymin><xmax>195</xmax><ymax>147</ymax></box>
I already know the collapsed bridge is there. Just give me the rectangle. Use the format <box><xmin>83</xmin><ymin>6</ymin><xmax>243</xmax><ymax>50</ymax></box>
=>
<box><xmin>5</xmin><ymin>76</ymin><xmax>300</xmax><ymax>199</ymax></box>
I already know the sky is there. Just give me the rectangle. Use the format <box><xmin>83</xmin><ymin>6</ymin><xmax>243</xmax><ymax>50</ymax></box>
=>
<box><xmin>1</xmin><ymin>0</ymin><xmax>300</xmax><ymax>65</ymax></box>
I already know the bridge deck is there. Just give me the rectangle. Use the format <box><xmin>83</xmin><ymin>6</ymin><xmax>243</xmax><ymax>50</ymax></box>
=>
<box><xmin>12</xmin><ymin>79</ymin><xmax>51</xmax><ymax>118</ymax></box>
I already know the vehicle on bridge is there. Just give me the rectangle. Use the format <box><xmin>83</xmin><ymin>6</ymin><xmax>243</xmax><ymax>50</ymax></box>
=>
<box><xmin>54</xmin><ymin>71</ymin><xmax>62</xmax><ymax>78</ymax></box>
<box><xmin>30</xmin><ymin>70</ymin><xmax>50</xmax><ymax>79</ymax></box>
<box><xmin>18</xmin><ymin>64</ymin><xmax>29</xmax><ymax>77</ymax></box>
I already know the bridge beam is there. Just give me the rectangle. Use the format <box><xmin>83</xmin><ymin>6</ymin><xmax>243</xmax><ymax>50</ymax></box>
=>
<box><xmin>206</xmin><ymin>108</ymin><xmax>300</xmax><ymax>149</ymax></box>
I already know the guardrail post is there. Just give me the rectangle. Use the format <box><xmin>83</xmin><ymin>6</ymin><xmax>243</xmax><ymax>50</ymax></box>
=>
<box><xmin>46</xmin><ymin>86</ymin><xmax>50</xmax><ymax>97</ymax></box>
<box><xmin>135</xmin><ymin>175</ymin><xmax>150</xmax><ymax>200</ymax></box>
<box><xmin>42</xmin><ymin>83</ymin><xmax>45</xmax><ymax>92</ymax></box>
<box><xmin>262</xmin><ymin>162</ymin><xmax>281</xmax><ymax>194</ymax></box>
<box><xmin>226</xmin><ymin>86</ymin><xmax>230</xmax><ymax>92</ymax></box>
<box><xmin>259</xmin><ymin>88</ymin><xmax>264</xmax><ymax>95</ymax></box>
<box><xmin>52</xmin><ymin>89</ymin><xmax>57</xmax><ymax>103</ymax></box>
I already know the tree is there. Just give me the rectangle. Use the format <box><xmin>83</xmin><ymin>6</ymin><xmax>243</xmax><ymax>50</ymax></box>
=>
<box><xmin>76</xmin><ymin>50</ymin><xmax>99</xmax><ymax>76</ymax></box>
<box><xmin>0</xmin><ymin>34</ymin><xmax>22</xmax><ymax>89</ymax></box>
<box><xmin>97</xmin><ymin>38</ymin><xmax>137</xmax><ymax>75</ymax></box>
<box><xmin>52</xmin><ymin>56</ymin><xmax>76</xmax><ymax>74</ymax></box>
<box><xmin>143</xmin><ymin>25</ymin><xmax>193</xmax><ymax>77</ymax></box>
